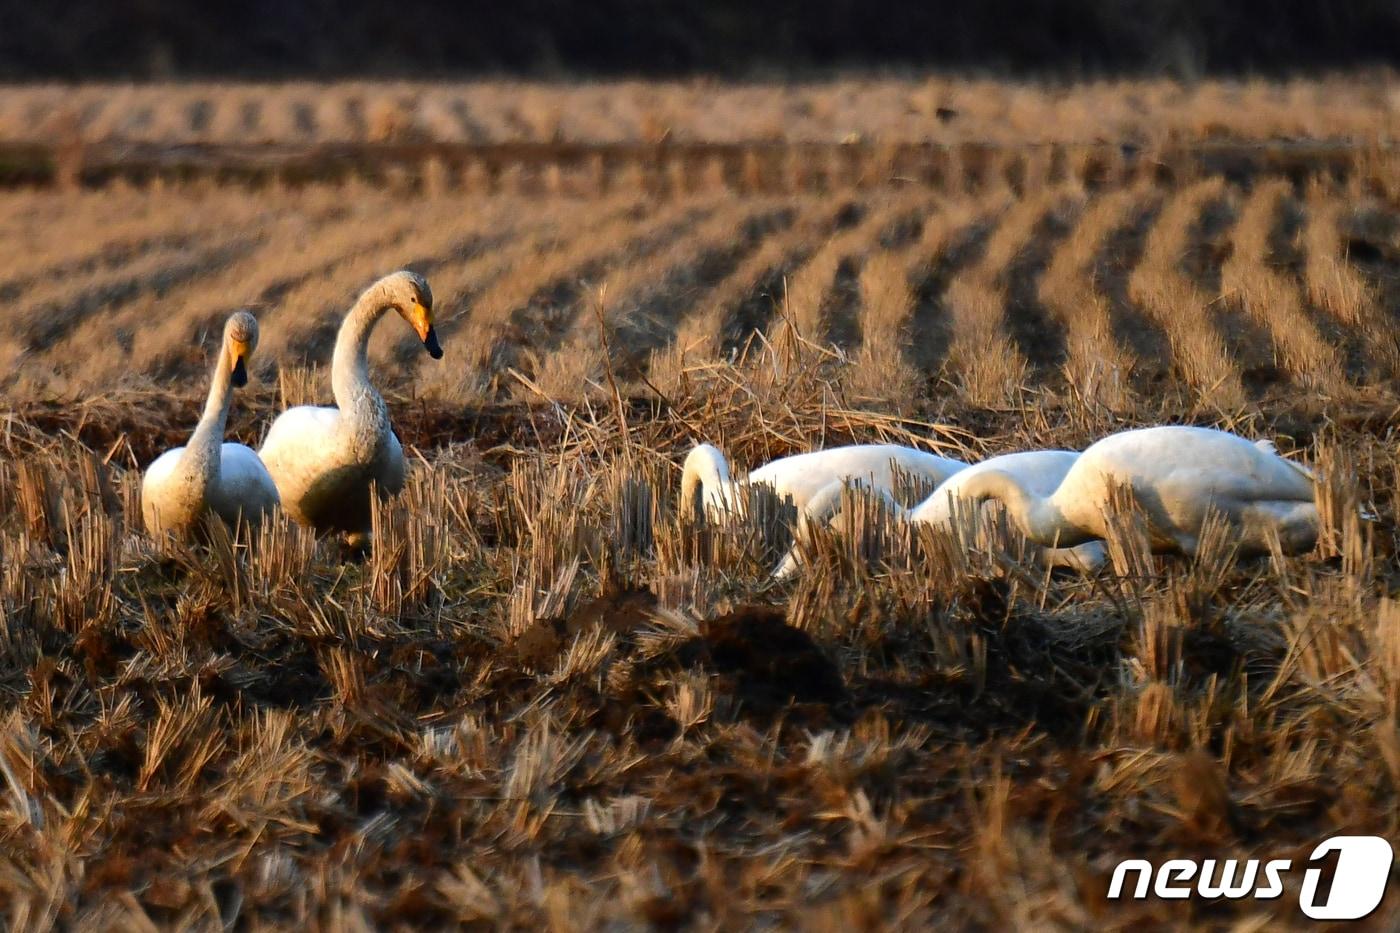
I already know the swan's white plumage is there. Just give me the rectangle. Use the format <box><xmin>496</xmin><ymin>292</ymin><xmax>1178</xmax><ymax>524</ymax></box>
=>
<box><xmin>258</xmin><ymin>270</ymin><xmax>437</xmax><ymax>540</ymax></box>
<box><xmin>958</xmin><ymin>426</ymin><xmax>1318</xmax><ymax>556</ymax></box>
<box><xmin>682</xmin><ymin>442</ymin><xmax>967</xmax><ymax>521</ymax></box>
<box><xmin>773</xmin><ymin>450</ymin><xmax>1106</xmax><ymax>578</ymax></box>
<box><xmin>909</xmin><ymin>450</ymin><xmax>1107</xmax><ymax>571</ymax></box>
<box><xmin>141</xmin><ymin>311</ymin><xmax>279</xmax><ymax>537</ymax></box>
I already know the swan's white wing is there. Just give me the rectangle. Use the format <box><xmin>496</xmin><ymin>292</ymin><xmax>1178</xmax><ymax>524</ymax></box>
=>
<box><xmin>260</xmin><ymin>405</ymin><xmax>341</xmax><ymax>453</ymax></box>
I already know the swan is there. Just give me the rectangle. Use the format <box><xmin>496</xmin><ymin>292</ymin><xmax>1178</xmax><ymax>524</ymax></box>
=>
<box><xmin>681</xmin><ymin>442</ymin><xmax>967</xmax><ymax>522</ymax></box>
<box><xmin>258</xmin><ymin>270</ymin><xmax>441</xmax><ymax>545</ymax></box>
<box><xmin>944</xmin><ymin>426</ymin><xmax>1317</xmax><ymax>557</ymax></box>
<box><xmin>141</xmin><ymin>311</ymin><xmax>279</xmax><ymax>537</ymax></box>
<box><xmin>773</xmin><ymin>450</ymin><xmax>1107</xmax><ymax>578</ymax></box>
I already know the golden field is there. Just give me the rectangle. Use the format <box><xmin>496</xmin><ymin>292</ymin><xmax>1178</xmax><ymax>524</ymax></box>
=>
<box><xmin>4</xmin><ymin>78</ymin><xmax>1400</xmax><ymax>928</ymax></box>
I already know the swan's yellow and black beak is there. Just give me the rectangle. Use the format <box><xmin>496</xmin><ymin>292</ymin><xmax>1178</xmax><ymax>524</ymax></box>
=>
<box><xmin>421</xmin><ymin>326</ymin><xmax>443</xmax><ymax>359</ymax></box>
<box><xmin>230</xmin><ymin>339</ymin><xmax>251</xmax><ymax>387</ymax></box>
<box><xmin>410</xmin><ymin>300</ymin><xmax>443</xmax><ymax>359</ymax></box>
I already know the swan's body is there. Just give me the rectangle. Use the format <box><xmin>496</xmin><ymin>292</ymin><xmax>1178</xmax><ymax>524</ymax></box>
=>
<box><xmin>141</xmin><ymin>312</ymin><xmax>278</xmax><ymax>537</ymax></box>
<box><xmin>681</xmin><ymin>442</ymin><xmax>967</xmax><ymax>522</ymax></box>
<box><xmin>910</xmin><ymin>450</ymin><xmax>1108</xmax><ymax>571</ymax></box>
<box><xmin>773</xmin><ymin>450</ymin><xmax>1106</xmax><ymax>578</ymax></box>
<box><xmin>954</xmin><ymin>427</ymin><xmax>1317</xmax><ymax>556</ymax></box>
<box><xmin>259</xmin><ymin>271</ymin><xmax>441</xmax><ymax>542</ymax></box>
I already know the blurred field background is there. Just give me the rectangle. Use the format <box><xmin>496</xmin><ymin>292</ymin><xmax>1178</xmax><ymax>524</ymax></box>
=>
<box><xmin>5</xmin><ymin>10</ymin><xmax>1400</xmax><ymax>925</ymax></box>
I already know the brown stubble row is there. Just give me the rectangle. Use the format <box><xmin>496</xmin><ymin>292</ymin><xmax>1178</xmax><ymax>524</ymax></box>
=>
<box><xmin>658</xmin><ymin>195</ymin><xmax>849</xmax><ymax>374</ymax></box>
<box><xmin>773</xmin><ymin>195</ymin><xmax>929</xmax><ymax>359</ymax></box>
<box><xmin>843</xmin><ymin>198</ymin><xmax>983</xmax><ymax>412</ymax></box>
<box><xmin>1038</xmin><ymin>186</ymin><xmax>1147</xmax><ymax>413</ymax></box>
<box><xmin>529</xmin><ymin>199</ymin><xmax>796</xmax><ymax>401</ymax></box>
<box><xmin>1219</xmin><ymin>179</ymin><xmax>1343</xmax><ymax>392</ymax></box>
<box><xmin>940</xmin><ymin>187</ymin><xmax>1062</xmax><ymax>407</ymax></box>
<box><xmin>1127</xmin><ymin>176</ymin><xmax>1248</xmax><ymax>411</ymax></box>
<box><xmin>1300</xmin><ymin>181</ymin><xmax>1400</xmax><ymax>375</ymax></box>
<box><xmin>5</xmin><ymin>78</ymin><xmax>1398</xmax><ymax>147</ymax></box>
<box><xmin>3</xmin><ymin>177</ymin><xmax>1399</xmax><ymax>411</ymax></box>
<box><xmin>402</xmin><ymin>195</ymin><xmax>658</xmax><ymax>399</ymax></box>
<box><xmin>0</xmin><ymin>189</ymin><xmax>307</xmax><ymax>393</ymax></box>
<box><xmin>465</xmin><ymin>195</ymin><xmax>724</xmax><ymax>397</ymax></box>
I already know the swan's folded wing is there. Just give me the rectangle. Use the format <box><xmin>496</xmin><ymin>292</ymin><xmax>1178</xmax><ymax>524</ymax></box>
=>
<box><xmin>260</xmin><ymin>406</ymin><xmax>341</xmax><ymax>454</ymax></box>
<box><xmin>220</xmin><ymin>443</ymin><xmax>280</xmax><ymax>510</ymax></box>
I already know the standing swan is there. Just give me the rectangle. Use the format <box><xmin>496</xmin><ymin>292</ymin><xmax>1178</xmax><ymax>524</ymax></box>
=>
<box><xmin>681</xmin><ymin>442</ymin><xmax>967</xmax><ymax>522</ymax></box>
<box><xmin>773</xmin><ymin>450</ymin><xmax>1107</xmax><ymax>578</ymax></box>
<box><xmin>142</xmin><ymin>311</ymin><xmax>279</xmax><ymax>538</ymax></box>
<box><xmin>950</xmin><ymin>426</ymin><xmax>1317</xmax><ymax>556</ymax></box>
<box><xmin>258</xmin><ymin>271</ymin><xmax>442</xmax><ymax>546</ymax></box>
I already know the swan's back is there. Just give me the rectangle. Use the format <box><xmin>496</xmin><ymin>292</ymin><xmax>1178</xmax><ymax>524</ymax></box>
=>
<box><xmin>749</xmin><ymin>444</ymin><xmax>966</xmax><ymax>510</ymax></box>
<box><xmin>1053</xmin><ymin>426</ymin><xmax>1316</xmax><ymax>553</ymax></box>
<box><xmin>1073</xmin><ymin>427</ymin><xmax>1313</xmax><ymax>499</ymax></box>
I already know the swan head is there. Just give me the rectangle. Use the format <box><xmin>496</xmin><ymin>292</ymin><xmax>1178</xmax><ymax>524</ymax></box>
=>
<box><xmin>224</xmin><ymin>311</ymin><xmax>259</xmax><ymax>388</ymax></box>
<box><xmin>680</xmin><ymin>443</ymin><xmax>733</xmax><ymax>522</ymax></box>
<box><xmin>381</xmin><ymin>270</ymin><xmax>441</xmax><ymax>360</ymax></box>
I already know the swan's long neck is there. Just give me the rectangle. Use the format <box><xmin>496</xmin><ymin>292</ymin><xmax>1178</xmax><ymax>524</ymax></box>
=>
<box><xmin>181</xmin><ymin>350</ymin><xmax>234</xmax><ymax>489</ymax></box>
<box><xmin>958</xmin><ymin>470</ymin><xmax>1079</xmax><ymax>547</ymax></box>
<box><xmin>331</xmin><ymin>284</ymin><xmax>393</xmax><ymax>435</ymax></box>
<box><xmin>681</xmin><ymin>445</ymin><xmax>734</xmax><ymax>520</ymax></box>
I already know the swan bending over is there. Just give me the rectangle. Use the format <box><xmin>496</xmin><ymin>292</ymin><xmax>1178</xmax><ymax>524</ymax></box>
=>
<box><xmin>142</xmin><ymin>311</ymin><xmax>279</xmax><ymax>537</ymax></box>
<box><xmin>949</xmin><ymin>427</ymin><xmax>1317</xmax><ymax>557</ymax></box>
<box><xmin>259</xmin><ymin>270</ymin><xmax>441</xmax><ymax>544</ymax></box>
<box><xmin>681</xmin><ymin>442</ymin><xmax>967</xmax><ymax>522</ymax></box>
<box><xmin>774</xmin><ymin>450</ymin><xmax>1107</xmax><ymax>578</ymax></box>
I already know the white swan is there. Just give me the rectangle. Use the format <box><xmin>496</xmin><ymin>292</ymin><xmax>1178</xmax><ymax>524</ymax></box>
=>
<box><xmin>946</xmin><ymin>426</ymin><xmax>1317</xmax><ymax>557</ymax></box>
<box><xmin>773</xmin><ymin>450</ymin><xmax>1107</xmax><ymax>578</ymax></box>
<box><xmin>681</xmin><ymin>442</ymin><xmax>967</xmax><ymax>522</ymax></box>
<box><xmin>141</xmin><ymin>311</ymin><xmax>279</xmax><ymax>537</ymax></box>
<box><xmin>258</xmin><ymin>270</ymin><xmax>441</xmax><ymax>544</ymax></box>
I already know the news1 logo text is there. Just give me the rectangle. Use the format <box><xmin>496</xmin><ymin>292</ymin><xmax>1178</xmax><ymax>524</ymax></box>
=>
<box><xmin>1107</xmin><ymin>836</ymin><xmax>1393</xmax><ymax>920</ymax></box>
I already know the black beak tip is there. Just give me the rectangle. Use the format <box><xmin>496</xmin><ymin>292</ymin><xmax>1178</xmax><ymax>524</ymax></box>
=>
<box><xmin>423</xmin><ymin>327</ymin><xmax>444</xmax><ymax>360</ymax></box>
<box><xmin>231</xmin><ymin>358</ymin><xmax>249</xmax><ymax>387</ymax></box>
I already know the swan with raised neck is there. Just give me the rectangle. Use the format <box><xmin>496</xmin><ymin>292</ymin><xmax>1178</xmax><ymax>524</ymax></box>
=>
<box><xmin>141</xmin><ymin>311</ymin><xmax>279</xmax><ymax>537</ymax></box>
<box><xmin>259</xmin><ymin>270</ymin><xmax>441</xmax><ymax>545</ymax></box>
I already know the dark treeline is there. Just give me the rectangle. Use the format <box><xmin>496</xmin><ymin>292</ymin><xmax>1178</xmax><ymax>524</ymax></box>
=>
<box><xmin>2</xmin><ymin>0</ymin><xmax>1396</xmax><ymax>80</ymax></box>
